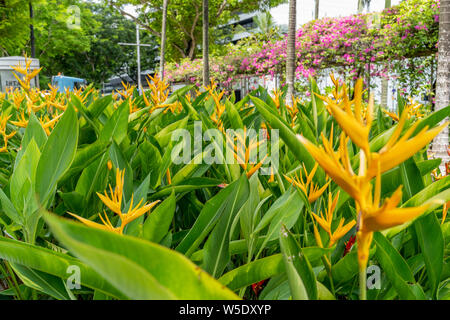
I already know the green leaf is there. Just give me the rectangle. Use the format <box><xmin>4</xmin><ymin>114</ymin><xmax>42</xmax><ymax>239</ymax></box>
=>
<box><xmin>10</xmin><ymin>263</ymin><xmax>72</xmax><ymax>300</ymax></box>
<box><xmin>373</xmin><ymin>232</ymin><xmax>425</xmax><ymax>300</ymax></box>
<box><xmin>175</xmin><ymin>178</ymin><xmax>241</xmax><ymax>256</ymax></box>
<box><xmin>219</xmin><ymin>254</ymin><xmax>284</xmax><ymax>291</ymax></box>
<box><xmin>98</xmin><ymin>100</ymin><xmax>129</xmax><ymax>145</ymax></box>
<box><xmin>386</xmin><ymin>176</ymin><xmax>450</xmax><ymax>237</ymax></box>
<box><xmin>87</xmin><ymin>95</ymin><xmax>113</xmax><ymax>119</ymax></box>
<box><xmin>59</xmin><ymin>141</ymin><xmax>110</xmax><ymax>184</ymax></box>
<box><xmin>35</xmin><ymin>105</ymin><xmax>79</xmax><ymax>207</ymax></box>
<box><xmin>254</xmin><ymin>187</ymin><xmax>304</xmax><ymax>258</ymax></box>
<box><xmin>0</xmin><ymin>188</ymin><xmax>20</xmax><ymax>224</ymax></box>
<box><xmin>155</xmin><ymin>115</ymin><xmax>189</xmax><ymax>147</ymax></box>
<box><xmin>43</xmin><ymin>211</ymin><xmax>239</xmax><ymax>300</ymax></box>
<box><xmin>250</xmin><ymin>95</ymin><xmax>325</xmax><ymax>184</ymax></box>
<box><xmin>414</xmin><ymin>213</ymin><xmax>443</xmax><ymax>299</ymax></box>
<box><xmin>279</xmin><ymin>225</ymin><xmax>317</xmax><ymax>300</ymax></box>
<box><xmin>225</xmin><ymin>99</ymin><xmax>244</xmax><ymax>130</ymax></box>
<box><xmin>10</xmin><ymin>139</ymin><xmax>40</xmax><ymax>216</ymax></box>
<box><xmin>203</xmin><ymin>175</ymin><xmax>250</xmax><ymax>277</ymax></box>
<box><xmin>0</xmin><ymin>237</ymin><xmax>124</xmax><ymax>299</ymax></box>
<box><xmin>143</xmin><ymin>190</ymin><xmax>176</xmax><ymax>243</ymax></box>
<box><xmin>14</xmin><ymin>112</ymin><xmax>47</xmax><ymax>168</ymax></box>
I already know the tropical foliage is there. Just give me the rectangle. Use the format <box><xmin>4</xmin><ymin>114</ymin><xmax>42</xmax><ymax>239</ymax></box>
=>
<box><xmin>0</xmin><ymin>60</ymin><xmax>448</xmax><ymax>300</ymax></box>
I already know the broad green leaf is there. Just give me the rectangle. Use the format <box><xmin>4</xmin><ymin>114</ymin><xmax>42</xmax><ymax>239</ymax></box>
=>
<box><xmin>203</xmin><ymin>175</ymin><xmax>250</xmax><ymax>277</ymax></box>
<box><xmin>373</xmin><ymin>232</ymin><xmax>425</xmax><ymax>300</ymax></box>
<box><xmin>10</xmin><ymin>263</ymin><xmax>72</xmax><ymax>300</ymax></box>
<box><xmin>279</xmin><ymin>225</ymin><xmax>317</xmax><ymax>300</ymax></box>
<box><xmin>43</xmin><ymin>211</ymin><xmax>239</xmax><ymax>300</ymax></box>
<box><xmin>14</xmin><ymin>112</ymin><xmax>47</xmax><ymax>168</ymax></box>
<box><xmin>98</xmin><ymin>100</ymin><xmax>129</xmax><ymax>145</ymax></box>
<box><xmin>254</xmin><ymin>187</ymin><xmax>304</xmax><ymax>258</ymax></box>
<box><xmin>175</xmin><ymin>178</ymin><xmax>240</xmax><ymax>256</ymax></box>
<box><xmin>250</xmin><ymin>95</ymin><xmax>325</xmax><ymax>184</ymax></box>
<box><xmin>414</xmin><ymin>213</ymin><xmax>443</xmax><ymax>299</ymax></box>
<box><xmin>0</xmin><ymin>237</ymin><xmax>124</xmax><ymax>299</ymax></box>
<box><xmin>35</xmin><ymin>105</ymin><xmax>78</xmax><ymax>207</ymax></box>
<box><xmin>143</xmin><ymin>190</ymin><xmax>176</xmax><ymax>243</ymax></box>
<box><xmin>59</xmin><ymin>141</ymin><xmax>110</xmax><ymax>184</ymax></box>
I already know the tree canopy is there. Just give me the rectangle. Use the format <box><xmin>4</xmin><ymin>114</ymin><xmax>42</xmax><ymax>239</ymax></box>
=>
<box><xmin>108</xmin><ymin>0</ymin><xmax>286</xmax><ymax>61</ymax></box>
<box><xmin>1</xmin><ymin>0</ymin><xmax>158</xmax><ymax>87</ymax></box>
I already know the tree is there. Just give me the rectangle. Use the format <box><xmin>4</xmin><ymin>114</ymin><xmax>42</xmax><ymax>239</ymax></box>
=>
<box><xmin>380</xmin><ymin>0</ymin><xmax>391</xmax><ymax>109</ymax></box>
<box><xmin>253</xmin><ymin>11</ymin><xmax>276</xmax><ymax>34</ymax></box>
<box><xmin>202</xmin><ymin>0</ymin><xmax>210</xmax><ymax>87</ymax></box>
<box><xmin>29</xmin><ymin>0</ymin><xmax>35</xmax><ymax>58</ymax></box>
<box><xmin>314</xmin><ymin>0</ymin><xmax>319</xmax><ymax>20</ymax></box>
<box><xmin>0</xmin><ymin>0</ymin><xmax>29</xmax><ymax>55</ymax></box>
<box><xmin>432</xmin><ymin>0</ymin><xmax>450</xmax><ymax>172</ymax></box>
<box><xmin>286</xmin><ymin>0</ymin><xmax>296</xmax><ymax>106</ymax></box>
<box><xmin>159</xmin><ymin>0</ymin><xmax>168</xmax><ymax>80</ymax></box>
<box><xmin>109</xmin><ymin>0</ymin><xmax>285</xmax><ymax>61</ymax></box>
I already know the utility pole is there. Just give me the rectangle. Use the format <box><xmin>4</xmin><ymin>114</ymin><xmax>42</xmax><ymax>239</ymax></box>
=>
<box><xmin>136</xmin><ymin>24</ymin><xmax>141</xmax><ymax>93</ymax></box>
<box><xmin>119</xmin><ymin>24</ymin><xmax>154</xmax><ymax>95</ymax></box>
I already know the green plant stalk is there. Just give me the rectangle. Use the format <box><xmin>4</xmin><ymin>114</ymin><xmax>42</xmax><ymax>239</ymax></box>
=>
<box><xmin>321</xmin><ymin>255</ymin><xmax>335</xmax><ymax>295</ymax></box>
<box><xmin>2</xmin><ymin>261</ymin><xmax>23</xmax><ymax>300</ymax></box>
<box><xmin>276</xmin><ymin>171</ymin><xmax>286</xmax><ymax>193</ymax></box>
<box><xmin>359</xmin><ymin>266</ymin><xmax>367</xmax><ymax>300</ymax></box>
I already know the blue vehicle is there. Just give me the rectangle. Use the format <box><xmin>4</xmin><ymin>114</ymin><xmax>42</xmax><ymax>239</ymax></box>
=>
<box><xmin>51</xmin><ymin>75</ymin><xmax>87</xmax><ymax>93</ymax></box>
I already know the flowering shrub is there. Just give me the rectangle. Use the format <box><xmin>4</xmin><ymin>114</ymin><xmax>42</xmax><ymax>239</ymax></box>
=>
<box><xmin>166</xmin><ymin>0</ymin><xmax>439</xmax><ymax>96</ymax></box>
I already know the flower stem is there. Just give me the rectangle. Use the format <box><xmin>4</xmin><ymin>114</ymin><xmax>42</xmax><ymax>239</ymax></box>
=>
<box><xmin>359</xmin><ymin>266</ymin><xmax>367</xmax><ymax>300</ymax></box>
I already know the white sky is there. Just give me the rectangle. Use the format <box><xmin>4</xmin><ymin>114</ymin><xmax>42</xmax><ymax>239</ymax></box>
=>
<box><xmin>124</xmin><ymin>0</ymin><xmax>402</xmax><ymax>27</ymax></box>
<box><xmin>273</xmin><ymin>0</ymin><xmax>403</xmax><ymax>26</ymax></box>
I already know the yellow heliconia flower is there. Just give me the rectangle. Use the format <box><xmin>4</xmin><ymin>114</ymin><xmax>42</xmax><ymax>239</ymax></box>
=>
<box><xmin>203</xmin><ymin>78</ymin><xmax>217</xmax><ymax>93</ymax></box>
<box><xmin>286</xmin><ymin>97</ymin><xmax>300</xmax><ymax>127</ymax></box>
<box><xmin>315</xmin><ymin>78</ymin><xmax>372</xmax><ymax>157</ymax></box>
<box><xmin>355</xmin><ymin>166</ymin><xmax>430</xmax><ymax>269</ymax></box>
<box><xmin>10</xmin><ymin>110</ymin><xmax>28</xmax><ymax>128</ymax></box>
<box><xmin>208</xmin><ymin>89</ymin><xmax>226</xmax><ymax>131</ymax></box>
<box><xmin>117</xmin><ymin>82</ymin><xmax>135</xmax><ymax>101</ymax></box>
<box><xmin>69</xmin><ymin>168</ymin><xmax>160</xmax><ymax>234</ymax></box>
<box><xmin>142</xmin><ymin>75</ymin><xmax>182</xmax><ymax>114</ymax></box>
<box><xmin>10</xmin><ymin>56</ymin><xmax>42</xmax><ymax>93</ymax></box>
<box><xmin>0</xmin><ymin>113</ymin><xmax>16</xmax><ymax>152</ymax></box>
<box><xmin>329</xmin><ymin>72</ymin><xmax>344</xmax><ymax>101</ymax></box>
<box><xmin>284</xmin><ymin>162</ymin><xmax>330</xmax><ymax>203</ymax></box>
<box><xmin>442</xmin><ymin>201</ymin><xmax>449</xmax><ymax>225</ymax></box>
<box><xmin>298</xmin><ymin>76</ymin><xmax>449</xmax><ymax>271</ymax></box>
<box><xmin>226</xmin><ymin>127</ymin><xmax>268</xmax><ymax>179</ymax></box>
<box><xmin>298</xmin><ymin>109</ymin><xmax>448</xmax><ymax>206</ymax></box>
<box><xmin>271</xmin><ymin>89</ymin><xmax>283</xmax><ymax>109</ymax></box>
<box><xmin>39</xmin><ymin>112</ymin><xmax>63</xmax><ymax>136</ymax></box>
<box><xmin>311</xmin><ymin>191</ymin><xmax>356</xmax><ymax>247</ymax></box>
<box><xmin>383</xmin><ymin>98</ymin><xmax>425</xmax><ymax>122</ymax></box>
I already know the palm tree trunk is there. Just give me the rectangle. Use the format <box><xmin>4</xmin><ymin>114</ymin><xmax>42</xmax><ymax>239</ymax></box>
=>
<box><xmin>314</xmin><ymin>0</ymin><xmax>319</xmax><ymax>20</ymax></box>
<box><xmin>202</xmin><ymin>0</ymin><xmax>210</xmax><ymax>87</ymax></box>
<box><xmin>380</xmin><ymin>0</ymin><xmax>391</xmax><ymax>109</ymax></box>
<box><xmin>159</xmin><ymin>0</ymin><xmax>169</xmax><ymax>80</ymax></box>
<box><xmin>286</xmin><ymin>0</ymin><xmax>296</xmax><ymax>106</ymax></box>
<box><xmin>432</xmin><ymin>0</ymin><xmax>450</xmax><ymax>173</ymax></box>
<box><xmin>29</xmin><ymin>1</ymin><xmax>35</xmax><ymax>58</ymax></box>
